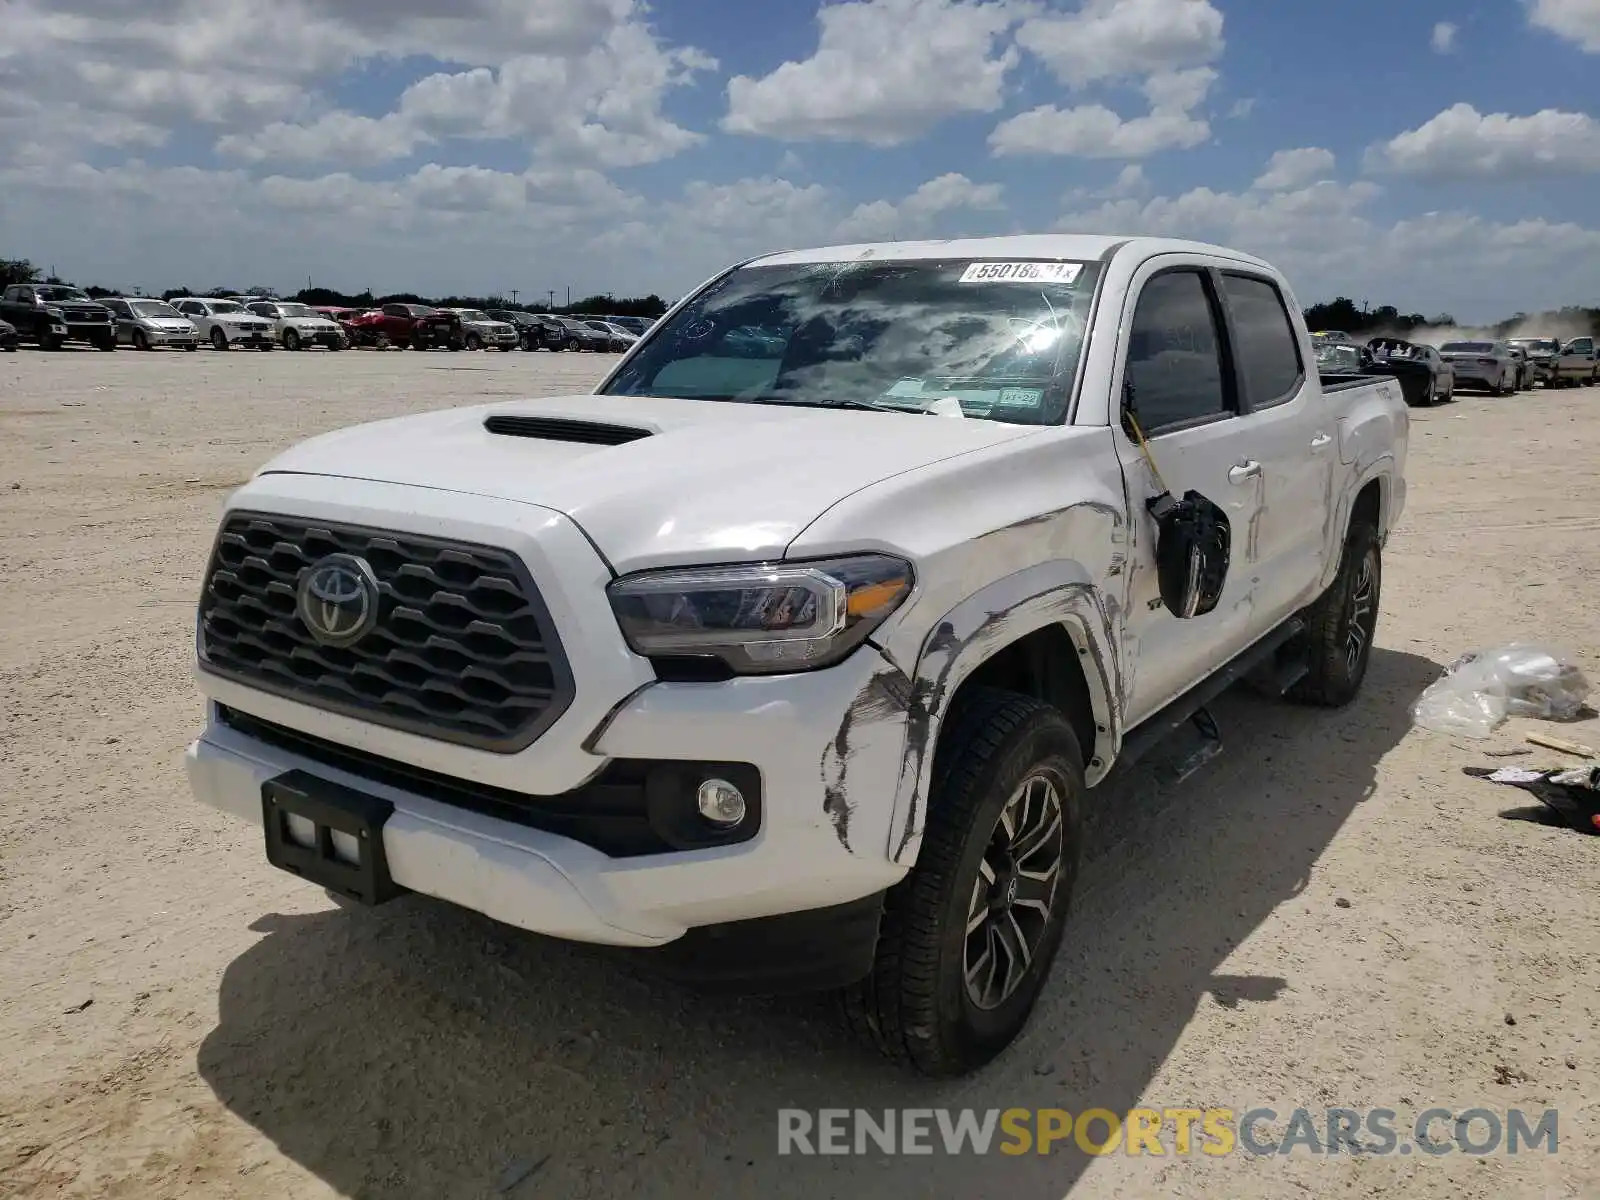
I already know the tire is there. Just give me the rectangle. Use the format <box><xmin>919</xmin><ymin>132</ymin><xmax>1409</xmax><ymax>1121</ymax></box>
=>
<box><xmin>1288</xmin><ymin>520</ymin><xmax>1381</xmax><ymax>708</ymax></box>
<box><xmin>96</xmin><ymin>335</ymin><xmax>116</xmax><ymax>352</ymax></box>
<box><xmin>184</xmin><ymin>344</ymin><xmax>197</xmax><ymax>352</ymax></box>
<box><xmin>132</xmin><ymin>329</ymin><xmax>150</xmax><ymax>351</ymax></box>
<box><xmin>210</xmin><ymin>327</ymin><xmax>228</xmax><ymax>351</ymax></box>
<box><xmin>842</xmin><ymin>688</ymin><xmax>1084</xmax><ymax>1077</ymax></box>
<box><xmin>566</xmin><ymin>338</ymin><xmax>580</xmax><ymax>352</ymax></box>
<box><xmin>283</xmin><ymin>328</ymin><xmax>301</xmax><ymax>351</ymax></box>
<box><xmin>498</xmin><ymin>343</ymin><xmax>514</xmax><ymax>352</ymax></box>
<box><xmin>39</xmin><ymin>334</ymin><xmax>63</xmax><ymax>351</ymax></box>
<box><xmin>465</xmin><ymin>333</ymin><xmax>482</xmax><ymax>351</ymax></box>
<box><xmin>330</xmin><ymin>340</ymin><xmax>345</xmax><ymax>351</ymax></box>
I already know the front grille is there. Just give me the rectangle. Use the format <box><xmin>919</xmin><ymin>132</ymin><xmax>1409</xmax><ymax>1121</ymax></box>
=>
<box><xmin>199</xmin><ymin>512</ymin><xmax>574</xmax><ymax>752</ymax></box>
<box><xmin>66</xmin><ymin>307</ymin><xmax>110</xmax><ymax>322</ymax></box>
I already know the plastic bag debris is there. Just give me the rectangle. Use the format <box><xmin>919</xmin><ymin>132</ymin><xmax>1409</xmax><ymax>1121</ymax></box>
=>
<box><xmin>1411</xmin><ymin>643</ymin><xmax>1590</xmax><ymax>739</ymax></box>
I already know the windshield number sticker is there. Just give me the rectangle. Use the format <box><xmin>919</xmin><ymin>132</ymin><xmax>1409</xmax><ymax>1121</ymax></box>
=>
<box><xmin>959</xmin><ymin>261</ymin><xmax>1082</xmax><ymax>285</ymax></box>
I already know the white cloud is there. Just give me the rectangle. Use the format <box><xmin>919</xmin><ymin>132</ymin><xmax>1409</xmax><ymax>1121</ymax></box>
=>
<box><xmin>1228</xmin><ymin>97</ymin><xmax>1256</xmax><ymax>120</ymax></box>
<box><xmin>0</xmin><ymin>0</ymin><xmax>712</xmax><ymax>172</ymax></box>
<box><xmin>722</xmin><ymin>0</ymin><xmax>1023</xmax><ymax>145</ymax></box>
<box><xmin>1056</xmin><ymin>176</ymin><xmax>1600</xmax><ymax>320</ymax></box>
<box><xmin>838</xmin><ymin>172</ymin><xmax>1006</xmax><ymax>239</ymax></box>
<box><xmin>990</xmin><ymin>103</ymin><xmax>1210</xmax><ymax>158</ymax></box>
<box><xmin>1371</xmin><ymin>103</ymin><xmax>1600</xmax><ymax>179</ymax></box>
<box><xmin>1015</xmin><ymin>0</ymin><xmax>1224</xmax><ymax>87</ymax></box>
<box><xmin>217</xmin><ymin>114</ymin><xmax>425</xmax><ymax>167</ymax></box>
<box><xmin>997</xmin><ymin>1</ymin><xmax>1222</xmax><ymax>161</ymax></box>
<box><xmin>1525</xmin><ymin>0</ymin><xmax>1600</xmax><ymax>51</ymax></box>
<box><xmin>1431</xmin><ymin>22</ymin><xmax>1459</xmax><ymax>53</ymax></box>
<box><xmin>1253</xmin><ymin>147</ymin><xmax>1336</xmax><ymax>191</ymax></box>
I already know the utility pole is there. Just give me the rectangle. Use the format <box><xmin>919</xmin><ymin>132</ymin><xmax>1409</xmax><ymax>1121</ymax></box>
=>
<box><xmin>547</xmin><ymin>289</ymin><xmax>556</xmax><ymax>310</ymax></box>
<box><xmin>509</xmin><ymin>289</ymin><xmax>519</xmax><ymax>306</ymax></box>
<box><xmin>566</xmin><ymin>285</ymin><xmax>571</xmax><ymax>309</ymax></box>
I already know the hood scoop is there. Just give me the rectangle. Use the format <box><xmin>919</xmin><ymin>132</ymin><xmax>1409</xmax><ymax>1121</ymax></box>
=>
<box><xmin>483</xmin><ymin>414</ymin><xmax>654</xmax><ymax>445</ymax></box>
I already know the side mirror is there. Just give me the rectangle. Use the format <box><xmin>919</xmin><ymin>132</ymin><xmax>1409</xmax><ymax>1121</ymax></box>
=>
<box><xmin>1148</xmin><ymin>490</ymin><xmax>1232</xmax><ymax>619</ymax></box>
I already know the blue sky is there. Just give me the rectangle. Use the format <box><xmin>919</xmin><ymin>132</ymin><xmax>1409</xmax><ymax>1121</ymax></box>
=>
<box><xmin>2</xmin><ymin>0</ymin><xmax>1598</xmax><ymax>321</ymax></box>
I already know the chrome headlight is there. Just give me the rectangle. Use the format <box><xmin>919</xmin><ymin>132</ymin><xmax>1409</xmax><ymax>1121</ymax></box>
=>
<box><xmin>607</xmin><ymin>554</ymin><xmax>914</xmax><ymax>674</ymax></box>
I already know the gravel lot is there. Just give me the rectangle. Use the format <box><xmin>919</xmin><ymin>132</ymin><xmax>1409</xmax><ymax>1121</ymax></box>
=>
<box><xmin>2</xmin><ymin>347</ymin><xmax>1598</xmax><ymax>1200</ymax></box>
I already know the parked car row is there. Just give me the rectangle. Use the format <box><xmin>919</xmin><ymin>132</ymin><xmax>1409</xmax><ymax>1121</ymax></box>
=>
<box><xmin>1312</xmin><ymin>331</ymin><xmax>1598</xmax><ymax>406</ymax></box>
<box><xmin>0</xmin><ymin>287</ymin><xmax>656</xmax><ymax>354</ymax></box>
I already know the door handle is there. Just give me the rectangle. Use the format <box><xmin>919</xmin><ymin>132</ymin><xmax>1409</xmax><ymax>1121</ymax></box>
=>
<box><xmin>1228</xmin><ymin>461</ymin><xmax>1262</xmax><ymax>484</ymax></box>
<box><xmin>1310</xmin><ymin>432</ymin><xmax>1332</xmax><ymax>452</ymax></box>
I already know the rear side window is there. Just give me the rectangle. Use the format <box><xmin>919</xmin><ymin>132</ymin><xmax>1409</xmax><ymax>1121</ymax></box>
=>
<box><xmin>1125</xmin><ymin>270</ymin><xmax>1230</xmax><ymax>433</ymax></box>
<box><xmin>1221</xmin><ymin>274</ymin><xmax>1303</xmax><ymax>408</ymax></box>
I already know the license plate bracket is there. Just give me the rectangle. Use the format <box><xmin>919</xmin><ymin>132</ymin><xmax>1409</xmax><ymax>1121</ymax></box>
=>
<box><xmin>261</xmin><ymin>770</ymin><xmax>405</xmax><ymax>905</ymax></box>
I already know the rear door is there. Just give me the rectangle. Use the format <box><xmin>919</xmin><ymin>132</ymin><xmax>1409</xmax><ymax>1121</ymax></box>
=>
<box><xmin>1565</xmin><ymin>337</ymin><xmax>1596</xmax><ymax>380</ymax></box>
<box><xmin>1113</xmin><ymin>260</ymin><xmax>1266</xmax><ymax>724</ymax></box>
<box><xmin>1213</xmin><ymin>271</ymin><xmax>1332</xmax><ymax>623</ymax></box>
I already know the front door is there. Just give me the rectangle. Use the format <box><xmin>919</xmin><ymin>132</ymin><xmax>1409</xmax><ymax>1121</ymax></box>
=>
<box><xmin>1113</xmin><ymin>262</ymin><xmax>1266</xmax><ymax>726</ymax></box>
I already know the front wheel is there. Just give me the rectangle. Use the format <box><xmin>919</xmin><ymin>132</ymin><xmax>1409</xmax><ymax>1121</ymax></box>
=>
<box><xmin>132</xmin><ymin>329</ymin><xmax>150</xmax><ymax>351</ymax></box>
<box><xmin>843</xmin><ymin>688</ymin><xmax>1084</xmax><ymax>1077</ymax></box>
<box><xmin>283</xmin><ymin>328</ymin><xmax>300</xmax><ymax>351</ymax></box>
<box><xmin>96</xmin><ymin>335</ymin><xmax>117</xmax><ymax>352</ymax></box>
<box><xmin>210</xmin><ymin>327</ymin><xmax>228</xmax><ymax>351</ymax></box>
<box><xmin>465</xmin><ymin>333</ymin><xmax>482</xmax><ymax>351</ymax></box>
<box><xmin>1289</xmin><ymin>520</ymin><xmax>1381</xmax><ymax>707</ymax></box>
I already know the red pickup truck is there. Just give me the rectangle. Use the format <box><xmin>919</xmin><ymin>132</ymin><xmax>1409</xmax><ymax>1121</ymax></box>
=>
<box><xmin>346</xmin><ymin>303</ymin><xmax>463</xmax><ymax>350</ymax></box>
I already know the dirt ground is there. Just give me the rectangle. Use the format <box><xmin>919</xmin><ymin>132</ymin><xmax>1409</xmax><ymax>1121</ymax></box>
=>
<box><xmin>1</xmin><ymin>346</ymin><xmax>1597</xmax><ymax>1200</ymax></box>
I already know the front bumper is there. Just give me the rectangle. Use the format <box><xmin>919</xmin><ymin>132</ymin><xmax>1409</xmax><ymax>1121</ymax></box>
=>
<box><xmin>144</xmin><ymin>327</ymin><xmax>199</xmax><ymax>346</ymax></box>
<box><xmin>62</xmin><ymin>321</ymin><xmax>114</xmax><ymax>341</ymax></box>
<box><xmin>185</xmin><ymin>475</ymin><xmax>909</xmax><ymax>946</ymax></box>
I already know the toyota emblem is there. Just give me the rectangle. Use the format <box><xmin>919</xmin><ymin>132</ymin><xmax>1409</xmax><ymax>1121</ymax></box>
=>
<box><xmin>297</xmin><ymin>553</ymin><xmax>379</xmax><ymax>647</ymax></box>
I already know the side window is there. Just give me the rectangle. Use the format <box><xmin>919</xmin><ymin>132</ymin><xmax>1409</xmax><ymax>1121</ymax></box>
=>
<box><xmin>383</xmin><ymin>304</ymin><xmax>406</xmax><ymax>318</ymax></box>
<box><xmin>108</xmin><ymin>301</ymin><xmax>129</xmax><ymax>317</ymax></box>
<box><xmin>1125</xmin><ymin>270</ymin><xmax>1230</xmax><ymax>434</ymax></box>
<box><xmin>1220</xmin><ymin>274</ymin><xmax>1303</xmax><ymax>408</ymax></box>
<box><xmin>248</xmin><ymin>304</ymin><xmax>272</xmax><ymax>318</ymax></box>
<box><xmin>1572</xmin><ymin>338</ymin><xmax>1594</xmax><ymax>354</ymax></box>
<box><xmin>2</xmin><ymin>287</ymin><xmax>15</xmax><ymax>302</ymax></box>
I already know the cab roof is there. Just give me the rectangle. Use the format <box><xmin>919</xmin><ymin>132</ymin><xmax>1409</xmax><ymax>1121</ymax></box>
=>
<box><xmin>745</xmin><ymin>233</ymin><xmax>1277</xmax><ymax>273</ymax></box>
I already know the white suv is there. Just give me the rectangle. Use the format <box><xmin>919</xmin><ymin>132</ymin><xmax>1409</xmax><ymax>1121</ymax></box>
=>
<box><xmin>171</xmin><ymin>297</ymin><xmax>276</xmax><ymax>351</ymax></box>
<box><xmin>246</xmin><ymin>301</ymin><xmax>348</xmax><ymax>351</ymax></box>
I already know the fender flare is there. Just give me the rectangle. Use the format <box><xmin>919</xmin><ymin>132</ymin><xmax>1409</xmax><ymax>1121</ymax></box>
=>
<box><xmin>884</xmin><ymin>562</ymin><xmax>1125</xmax><ymax>867</ymax></box>
<box><xmin>1319</xmin><ymin>457</ymin><xmax>1395</xmax><ymax>593</ymax></box>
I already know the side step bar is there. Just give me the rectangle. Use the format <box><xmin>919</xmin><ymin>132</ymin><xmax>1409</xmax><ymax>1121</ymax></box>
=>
<box><xmin>1115</xmin><ymin>617</ymin><xmax>1306</xmax><ymax>771</ymax></box>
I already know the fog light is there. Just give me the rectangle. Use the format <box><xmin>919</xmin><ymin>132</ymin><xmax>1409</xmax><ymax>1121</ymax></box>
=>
<box><xmin>696</xmin><ymin>778</ymin><xmax>746</xmax><ymax>826</ymax></box>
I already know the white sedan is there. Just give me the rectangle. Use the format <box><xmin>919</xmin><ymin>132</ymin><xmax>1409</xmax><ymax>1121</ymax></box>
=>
<box><xmin>1437</xmin><ymin>340</ymin><xmax>1518</xmax><ymax>396</ymax></box>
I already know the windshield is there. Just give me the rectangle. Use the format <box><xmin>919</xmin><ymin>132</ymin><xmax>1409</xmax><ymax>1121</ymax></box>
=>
<box><xmin>38</xmin><ymin>286</ymin><xmax>92</xmax><ymax>302</ymax></box>
<box><xmin>601</xmin><ymin>258</ymin><xmax>1101</xmax><ymax>424</ymax></box>
<box><xmin>1441</xmin><ymin>341</ymin><xmax>1492</xmax><ymax>353</ymax></box>
<box><xmin>210</xmin><ymin>301</ymin><xmax>246</xmax><ymax>314</ymax></box>
<box><xmin>277</xmin><ymin>303</ymin><xmax>315</xmax><ymax>318</ymax></box>
<box><xmin>457</xmin><ymin>310</ymin><xmax>489</xmax><ymax>322</ymax></box>
<box><xmin>131</xmin><ymin>300</ymin><xmax>181</xmax><ymax>318</ymax></box>
<box><xmin>1510</xmin><ymin>338</ymin><xmax>1558</xmax><ymax>352</ymax></box>
<box><xmin>1315</xmin><ymin>343</ymin><xmax>1364</xmax><ymax>372</ymax></box>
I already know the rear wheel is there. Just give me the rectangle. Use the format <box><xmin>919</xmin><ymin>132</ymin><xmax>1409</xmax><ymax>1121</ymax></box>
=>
<box><xmin>1289</xmin><ymin>520</ymin><xmax>1381</xmax><ymax>708</ymax></box>
<box><xmin>843</xmin><ymin>688</ymin><xmax>1084</xmax><ymax>1076</ymax></box>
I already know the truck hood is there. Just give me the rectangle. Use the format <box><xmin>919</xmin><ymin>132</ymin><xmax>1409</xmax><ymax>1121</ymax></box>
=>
<box><xmin>256</xmin><ymin>394</ymin><xmax>1039</xmax><ymax>572</ymax></box>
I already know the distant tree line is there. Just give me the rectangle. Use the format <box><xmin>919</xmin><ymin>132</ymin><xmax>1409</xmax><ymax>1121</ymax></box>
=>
<box><xmin>1304</xmin><ymin>295</ymin><xmax>1600</xmax><ymax>339</ymax></box>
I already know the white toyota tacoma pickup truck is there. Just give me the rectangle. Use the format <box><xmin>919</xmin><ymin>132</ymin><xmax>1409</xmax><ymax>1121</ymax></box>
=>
<box><xmin>186</xmin><ymin>235</ymin><xmax>1408</xmax><ymax>1075</ymax></box>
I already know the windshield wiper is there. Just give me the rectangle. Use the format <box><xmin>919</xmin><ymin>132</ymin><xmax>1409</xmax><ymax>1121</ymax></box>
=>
<box><xmin>743</xmin><ymin>396</ymin><xmax>932</xmax><ymax>415</ymax></box>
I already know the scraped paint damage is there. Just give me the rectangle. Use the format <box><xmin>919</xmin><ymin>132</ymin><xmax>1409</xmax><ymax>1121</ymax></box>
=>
<box><xmin>822</xmin><ymin>660</ymin><xmax>917</xmax><ymax>852</ymax></box>
<box><xmin>890</xmin><ymin>582</ymin><xmax>1123</xmax><ymax>863</ymax></box>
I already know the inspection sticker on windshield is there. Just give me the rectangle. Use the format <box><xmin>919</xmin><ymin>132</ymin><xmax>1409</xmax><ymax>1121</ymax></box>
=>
<box><xmin>958</xmin><ymin>261</ymin><xmax>1082</xmax><ymax>285</ymax></box>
